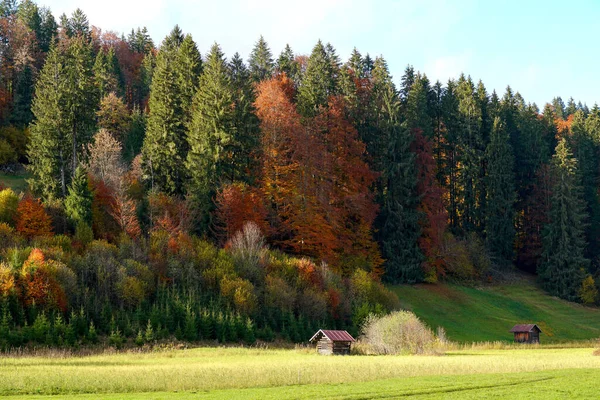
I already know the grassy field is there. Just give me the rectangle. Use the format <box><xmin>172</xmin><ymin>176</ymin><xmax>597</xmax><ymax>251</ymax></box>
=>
<box><xmin>0</xmin><ymin>170</ymin><xmax>30</xmax><ymax>193</ymax></box>
<box><xmin>1</xmin><ymin>346</ymin><xmax>599</xmax><ymax>399</ymax></box>
<box><xmin>392</xmin><ymin>280</ymin><xmax>600</xmax><ymax>343</ymax></box>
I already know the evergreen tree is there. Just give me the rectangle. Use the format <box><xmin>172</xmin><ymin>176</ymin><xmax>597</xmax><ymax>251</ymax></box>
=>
<box><xmin>229</xmin><ymin>52</ymin><xmax>260</xmax><ymax>182</ymax></box>
<box><xmin>376</xmin><ymin>79</ymin><xmax>422</xmax><ymax>283</ymax></box>
<box><xmin>186</xmin><ymin>43</ymin><xmax>236</xmax><ymax>229</ymax></box>
<box><xmin>405</xmin><ymin>74</ymin><xmax>432</xmax><ymax>138</ymax></box>
<box><xmin>65</xmin><ymin>166</ymin><xmax>93</xmax><ymax>226</ymax></box>
<box><xmin>456</xmin><ymin>75</ymin><xmax>484</xmax><ymax>234</ymax></box>
<box><xmin>141</xmin><ymin>29</ymin><xmax>187</xmax><ymax>194</ymax></box>
<box><xmin>38</xmin><ymin>7</ymin><xmax>57</xmax><ymax>53</ymax></box>
<box><xmin>485</xmin><ymin>117</ymin><xmax>516</xmax><ymax>262</ymax></box>
<box><xmin>539</xmin><ymin>139</ymin><xmax>589</xmax><ymax>301</ymax></box>
<box><xmin>297</xmin><ymin>40</ymin><xmax>336</xmax><ymax>117</ymax></box>
<box><xmin>175</xmin><ymin>34</ymin><xmax>202</xmax><ymax>127</ymax></box>
<box><xmin>441</xmin><ymin>79</ymin><xmax>460</xmax><ymax>230</ymax></box>
<box><xmin>276</xmin><ymin>44</ymin><xmax>298</xmax><ymax>80</ymax></box>
<box><xmin>28</xmin><ymin>38</ymin><xmax>97</xmax><ymax>199</ymax></box>
<box><xmin>399</xmin><ymin>65</ymin><xmax>415</xmax><ymax>103</ymax></box>
<box><xmin>93</xmin><ymin>48</ymin><xmax>119</xmax><ymax>98</ymax></box>
<box><xmin>571</xmin><ymin>110</ymin><xmax>600</xmax><ymax>261</ymax></box>
<box><xmin>248</xmin><ymin>35</ymin><xmax>273</xmax><ymax>82</ymax></box>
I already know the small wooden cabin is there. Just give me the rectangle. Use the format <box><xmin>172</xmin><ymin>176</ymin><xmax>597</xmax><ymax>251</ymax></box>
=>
<box><xmin>310</xmin><ymin>329</ymin><xmax>355</xmax><ymax>355</ymax></box>
<box><xmin>510</xmin><ymin>324</ymin><xmax>542</xmax><ymax>344</ymax></box>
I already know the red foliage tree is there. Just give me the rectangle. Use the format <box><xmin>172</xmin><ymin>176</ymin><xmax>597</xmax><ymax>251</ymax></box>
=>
<box><xmin>214</xmin><ymin>182</ymin><xmax>269</xmax><ymax>245</ymax></box>
<box><xmin>412</xmin><ymin>130</ymin><xmax>448</xmax><ymax>281</ymax></box>
<box><xmin>89</xmin><ymin>176</ymin><xmax>120</xmax><ymax>241</ymax></box>
<box><xmin>16</xmin><ymin>195</ymin><xmax>53</xmax><ymax>239</ymax></box>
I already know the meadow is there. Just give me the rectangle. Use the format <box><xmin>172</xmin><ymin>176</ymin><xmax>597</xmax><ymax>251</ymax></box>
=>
<box><xmin>1</xmin><ymin>345</ymin><xmax>599</xmax><ymax>399</ymax></box>
<box><xmin>393</xmin><ymin>281</ymin><xmax>600</xmax><ymax>342</ymax></box>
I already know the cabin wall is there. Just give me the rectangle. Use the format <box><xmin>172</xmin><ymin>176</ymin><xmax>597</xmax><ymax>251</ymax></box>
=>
<box><xmin>317</xmin><ymin>338</ymin><xmax>333</xmax><ymax>355</ymax></box>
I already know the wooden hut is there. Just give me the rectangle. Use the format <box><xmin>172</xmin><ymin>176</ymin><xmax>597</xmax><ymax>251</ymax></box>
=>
<box><xmin>310</xmin><ymin>330</ymin><xmax>355</xmax><ymax>355</ymax></box>
<box><xmin>510</xmin><ymin>324</ymin><xmax>542</xmax><ymax>343</ymax></box>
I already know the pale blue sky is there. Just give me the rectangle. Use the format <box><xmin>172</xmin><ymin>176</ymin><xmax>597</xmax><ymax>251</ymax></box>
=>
<box><xmin>41</xmin><ymin>0</ymin><xmax>599</xmax><ymax>107</ymax></box>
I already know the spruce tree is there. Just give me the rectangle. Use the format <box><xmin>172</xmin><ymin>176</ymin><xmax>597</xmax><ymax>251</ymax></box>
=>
<box><xmin>141</xmin><ymin>29</ymin><xmax>187</xmax><ymax>194</ymax></box>
<box><xmin>28</xmin><ymin>38</ymin><xmax>97</xmax><ymax>199</ymax></box>
<box><xmin>28</xmin><ymin>44</ymin><xmax>66</xmax><ymax>199</ymax></box>
<box><xmin>186</xmin><ymin>43</ymin><xmax>236</xmax><ymax>229</ymax></box>
<box><xmin>229</xmin><ymin>52</ymin><xmax>260</xmax><ymax>182</ymax></box>
<box><xmin>175</xmin><ymin>34</ymin><xmax>202</xmax><ymax>127</ymax></box>
<box><xmin>375</xmin><ymin>76</ymin><xmax>423</xmax><ymax>283</ymax></box>
<box><xmin>456</xmin><ymin>75</ymin><xmax>484</xmax><ymax>234</ymax></box>
<box><xmin>405</xmin><ymin>74</ymin><xmax>432</xmax><ymax>138</ymax></box>
<box><xmin>93</xmin><ymin>48</ymin><xmax>119</xmax><ymax>98</ymax></box>
<box><xmin>485</xmin><ymin>117</ymin><xmax>516</xmax><ymax>263</ymax></box>
<box><xmin>65</xmin><ymin>166</ymin><xmax>93</xmax><ymax>226</ymax></box>
<box><xmin>297</xmin><ymin>40</ymin><xmax>336</xmax><ymax>117</ymax></box>
<box><xmin>539</xmin><ymin>139</ymin><xmax>589</xmax><ymax>301</ymax></box>
<box><xmin>380</xmin><ymin>119</ymin><xmax>423</xmax><ymax>283</ymax></box>
<box><xmin>571</xmin><ymin>110</ymin><xmax>600</xmax><ymax>260</ymax></box>
<box><xmin>248</xmin><ymin>35</ymin><xmax>273</xmax><ymax>82</ymax></box>
<box><xmin>276</xmin><ymin>44</ymin><xmax>298</xmax><ymax>80</ymax></box>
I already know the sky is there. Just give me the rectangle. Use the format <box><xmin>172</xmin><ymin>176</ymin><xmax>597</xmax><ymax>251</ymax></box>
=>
<box><xmin>39</xmin><ymin>0</ymin><xmax>600</xmax><ymax>107</ymax></box>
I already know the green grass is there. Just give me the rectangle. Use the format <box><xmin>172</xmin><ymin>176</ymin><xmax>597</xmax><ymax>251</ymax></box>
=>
<box><xmin>1</xmin><ymin>347</ymin><xmax>599</xmax><ymax>399</ymax></box>
<box><xmin>0</xmin><ymin>170</ymin><xmax>30</xmax><ymax>194</ymax></box>
<box><xmin>391</xmin><ymin>280</ymin><xmax>600</xmax><ymax>343</ymax></box>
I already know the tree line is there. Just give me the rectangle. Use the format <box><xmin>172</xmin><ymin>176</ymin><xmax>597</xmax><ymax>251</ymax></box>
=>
<box><xmin>0</xmin><ymin>1</ymin><xmax>598</xmax><ymax>349</ymax></box>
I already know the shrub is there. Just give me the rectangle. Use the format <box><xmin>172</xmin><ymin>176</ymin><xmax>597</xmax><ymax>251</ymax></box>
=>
<box><xmin>228</xmin><ymin>222</ymin><xmax>266</xmax><ymax>282</ymax></box>
<box><xmin>0</xmin><ymin>138</ymin><xmax>17</xmax><ymax>165</ymax></box>
<box><xmin>0</xmin><ymin>188</ymin><xmax>19</xmax><ymax>225</ymax></box>
<box><xmin>579</xmin><ymin>275</ymin><xmax>598</xmax><ymax>305</ymax></box>
<box><xmin>360</xmin><ymin>311</ymin><xmax>438</xmax><ymax>355</ymax></box>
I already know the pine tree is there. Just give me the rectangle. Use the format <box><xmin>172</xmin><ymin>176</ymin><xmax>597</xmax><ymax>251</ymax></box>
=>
<box><xmin>141</xmin><ymin>28</ymin><xmax>187</xmax><ymax>194</ymax></box>
<box><xmin>186</xmin><ymin>43</ymin><xmax>236</xmax><ymax>229</ymax></box>
<box><xmin>539</xmin><ymin>139</ymin><xmax>589</xmax><ymax>301</ymax></box>
<box><xmin>65</xmin><ymin>166</ymin><xmax>93</xmax><ymax>227</ymax></box>
<box><xmin>248</xmin><ymin>35</ymin><xmax>273</xmax><ymax>82</ymax></box>
<box><xmin>485</xmin><ymin>117</ymin><xmax>516</xmax><ymax>263</ymax></box>
<box><xmin>297</xmin><ymin>40</ymin><xmax>336</xmax><ymax>117</ymax></box>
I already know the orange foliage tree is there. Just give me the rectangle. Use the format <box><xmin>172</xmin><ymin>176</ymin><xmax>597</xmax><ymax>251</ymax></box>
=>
<box><xmin>19</xmin><ymin>249</ymin><xmax>67</xmax><ymax>312</ymax></box>
<box><xmin>254</xmin><ymin>75</ymin><xmax>381</xmax><ymax>273</ymax></box>
<box><xmin>16</xmin><ymin>195</ymin><xmax>53</xmax><ymax>239</ymax></box>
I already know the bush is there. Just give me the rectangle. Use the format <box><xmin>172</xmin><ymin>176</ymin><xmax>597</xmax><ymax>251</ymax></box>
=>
<box><xmin>0</xmin><ymin>139</ymin><xmax>17</xmax><ymax>165</ymax></box>
<box><xmin>579</xmin><ymin>275</ymin><xmax>598</xmax><ymax>305</ymax></box>
<box><xmin>360</xmin><ymin>311</ymin><xmax>439</xmax><ymax>355</ymax></box>
<box><xmin>0</xmin><ymin>188</ymin><xmax>19</xmax><ymax>225</ymax></box>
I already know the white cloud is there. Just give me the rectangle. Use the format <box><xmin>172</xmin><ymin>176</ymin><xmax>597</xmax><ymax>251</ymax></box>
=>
<box><xmin>424</xmin><ymin>52</ymin><xmax>472</xmax><ymax>82</ymax></box>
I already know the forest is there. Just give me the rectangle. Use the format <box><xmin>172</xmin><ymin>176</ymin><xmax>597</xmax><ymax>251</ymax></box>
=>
<box><xmin>0</xmin><ymin>0</ymin><xmax>598</xmax><ymax>349</ymax></box>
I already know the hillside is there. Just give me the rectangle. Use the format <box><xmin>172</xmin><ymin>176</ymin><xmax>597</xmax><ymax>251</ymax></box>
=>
<box><xmin>391</xmin><ymin>279</ymin><xmax>600</xmax><ymax>343</ymax></box>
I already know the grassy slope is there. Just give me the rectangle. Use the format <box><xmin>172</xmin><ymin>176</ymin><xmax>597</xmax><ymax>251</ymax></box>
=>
<box><xmin>391</xmin><ymin>280</ymin><xmax>600</xmax><ymax>343</ymax></box>
<box><xmin>0</xmin><ymin>170</ymin><xmax>30</xmax><ymax>194</ymax></box>
<box><xmin>1</xmin><ymin>348</ymin><xmax>599</xmax><ymax>399</ymax></box>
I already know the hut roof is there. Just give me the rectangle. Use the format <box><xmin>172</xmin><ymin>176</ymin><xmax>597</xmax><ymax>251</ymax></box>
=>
<box><xmin>310</xmin><ymin>329</ymin><xmax>356</xmax><ymax>343</ymax></box>
<box><xmin>510</xmin><ymin>324</ymin><xmax>542</xmax><ymax>333</ymax></box>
